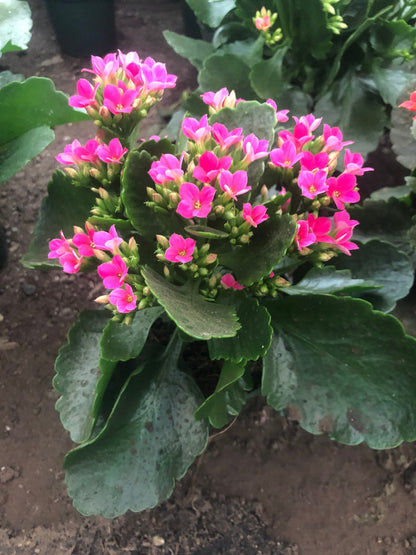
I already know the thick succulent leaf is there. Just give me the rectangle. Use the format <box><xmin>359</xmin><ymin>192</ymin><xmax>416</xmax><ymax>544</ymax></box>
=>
<box><xmin>0</xmin><ymin>70</ymin><xmax>24</xmax><ymax>88</ymax></box>
<box><xmin>286</xmin><ymin>266</ymin><xmax>378</xmax><ymax>296</ymax></box>
<box><xmin>163</xmin><ymin>30</ymin><xmax>214</xmax><ymax>70</ymax></box>
<box><xmin>0</xmin><ymin>77</ymin><xmax>89</xmax><ymax>145</ymax></box>
<box><xmin>185</xmin><ymin>0</ymin><xmax>236</xmax><ymax>28</ymax></box>
<box><xmin>194</xmin><ymin>359</ymin><xmax>247</xmax><ymax>428</ymax></box>
<box><xmin>218</xmin><ymin>213</ymin><xmax>297</xmax><ymax>285</ymax></box>
<box><xmin>101</xmin><ymin>307</ymin><xmax>164</xmax><ymax>362</ymax></box>
<box><xmin>217</xmin><ymin>36</ymin><xmax>264</xmax><ymax>67</ymax></box>
<box><xmin>334</xmin><ymin>240</ymin><xmax>414</xmax><ymax>312</ymax></box>
<box><xmin>369</xmin><ymin>185</ymin><xmax>412</xmax><ymax>202</ymax></box>
<box><xmin>198</xmin><ymin>54</ymin><xmax>257</xmax><ymax>100</ymax></box>
<box><xmin>0</xmin><ymin>126</ymin><xmax>54</xmax><ymax>184</ymax></box>
<box><xmin>64</xmin><ymin>335</ymin><xmax>209</xmax><ymax>517</ymax></box>
<box><xmin>250</xmin><ymin>47</ymin><xmax>289</xmax><ymax>101</ymax></box>
<box><xmin>263</xmin><ymin>295</ymin><xmax>416</xmax><ymax>448</ymax></box>
<box><xmin>349</xmin><ymin>199</ymin><xmax>415</xmax><ymax>257</ymax></box>
<box><xmin>21</xmin><ymin>171</ymin><xmax>96</xmax><ymax>269</ymax></box>
<box><xmin>371</xmin><ymin>65</ymin><xmax>415</xmax><ymax>107</ymax></box>
<box><xmin>208</xmin><ymin>294</ymin><xmax>272</xmax><ymax>362</ymax></box>
<box><xmin>314</xmin><ymin>74</ymin><xmax>387</xmax><ymax>159</ymax></box>
<box><xmin>142</xmin><ymin>266</ymin><xmax>240</xmax><ymax>340</ymax></box>
<box><xmin>390</xmin><ymin>79</ymin><xmax>416</xmax><ymax>170</ymax></box>
<box><xmin>0</xmin><ymin>0</ymin><xmax>31</xmax><ymax>55</ymax></box>
<box><xmin>53</xmin><ymin>310</ymin><xmax>112</xmax><ymax>443</ymax></box>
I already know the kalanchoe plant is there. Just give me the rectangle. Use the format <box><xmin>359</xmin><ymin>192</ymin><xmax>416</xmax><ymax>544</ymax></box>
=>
<box><xmin>165</xmin><ymin>0</ymin><xmax>416</xmax><ymax>158</ymax></box>
<box><xmin>24</xmin><ymin>51</ymin><xmax>416</xmax><ymax>518</ymax></box>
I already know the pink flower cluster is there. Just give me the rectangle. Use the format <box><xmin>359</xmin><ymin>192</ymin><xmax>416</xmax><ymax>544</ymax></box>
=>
<box><xmin>48</xmin><ymin>224</ymin><xmax>137</xmax><ymax>313</ymax></box>
<box><xmin>68</xmin><ymin>51</ymin><xmax>177</xmax><ymax>113</ymax></box>
<box><xmin>56</xmin><ymin>137</ymin><xmax>128</xmax><ymax>168</ymax></box>
<box><xmin>295</xmin><ymin>211</ymin><xmax>359</xmax><ymax>255</ymax></box>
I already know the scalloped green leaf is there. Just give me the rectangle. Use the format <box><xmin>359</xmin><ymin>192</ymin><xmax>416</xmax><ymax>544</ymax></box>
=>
<box><xmin>53</xmin><ymin>310</ymin><xmax>112</xmax><ymax>444</ymax></box>
<box><xmin>0</xmin><ymin>0</ymin><xmax>31</xmax><ymax>55</ymax></box>
<box><xmin>286</xmin><ymin>266</ymin><xmax>379</xmax><ymax>296</ymax></box>
<box><xmin>194</xmin><ymin>359</ymin><xmax>247</xmax><ymax>428</ymax></box>
<box><xmin>263</xmin><ymin>295</ymin><xmax>416</xmax><ymax>449</ymax></box>
<box><xmin>0</xmin><ymin>77</ymin><xmax>89</xmax><ymax>144</ymax></box>
<box><xmin>334</xmin><ymin>240</ymin><xmax>414</xmax><ymax>312</ymax></box>
<box><xmin>0</xmin><ymin>125</ymin><xmax>54</xmax><ymax>183</ymax></box>
<box><xmin>184</xmin><ymin>224</ymin><xmax>229</xmax><ymax>239</ymax></box>
<box><xmin>21</xmin><ymin>171</ymin><xmax>96</xmax><ymax>269</ymax></box>
<box><xmin>63</xmin><ymin>335</ymin><xmax>209</xmax><ymax>517</ymax></box>
<box><xmin>142</xmin><ymin>266</ymin><xmax>240</xmax><ymax>340</ymax></box>
<box><xmin>250</xmin><ymin>47</ymin><xmax>289</xmax><ymax>101</ymax></box>
<box><xmin>163</xmin><ymin>30</ymin><xmax>214</xmax><ymax>70</ymax></box>
<box><xmin>185</xmin><ymin>0</ymin><xmax>236</xmax><ymax>28</ymax></box>
<box><xmin>101</xmin><ymin>307</ymin><xmax>164</xmax><ymax>362</ymax></box>
<box><xmin>218</xmin><ymin>213</ymin><xmax>297</xmax><ymax>285</ymax></box>
<box><xmin>208</xmin><ymin>294</ymin><xmax>272</xmax><ymax>362</ymax></box>
<box><xmin>198</xmin><ymin>54</ymin><xmax>257</xmax><ymax>100</ymax></box>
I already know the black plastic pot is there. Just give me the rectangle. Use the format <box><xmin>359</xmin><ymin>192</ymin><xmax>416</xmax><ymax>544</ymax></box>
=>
<box><xmin>46</xmin><ymin>0</ymin><xmax>116</xmax><ymax>58</ymax></box>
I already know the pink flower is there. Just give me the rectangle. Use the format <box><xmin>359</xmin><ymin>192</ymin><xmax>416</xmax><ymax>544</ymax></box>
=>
<box><xmin>97</xmin><ymin>255</ymin><xmax>128</xmax><ymax>289</ymax></box>
<box><xmin>182</xmin><ymin>115</ymin><xmax>211</xmax><ymax>144</ymax></box>
<box><xmin>139</xmin><ymin>57</ymin><xmax>177</xmax><ymax>92</ymax></box>
<box><xmin>242</xmin><ymin>134</ymin><xmax>269</xmax><ymax>163</ymax></box>
<box><xmin>48</xmin><ymin>231</ymin><xmax>72</xmax><ymax>259</ymax></box>
<box><xmin>177</xmin><ymin>183</ymin><xmax>216</xmax><ymax>218</ymax></box>
<box><xmin>331</xmin><ymin>210</ymin><xmax>359</xmax><ymax>255</ymax></box>
<box><xmin>255</xmin><ymin>14</ymin><xmax>271</xmax><ymax>31</ymax></box>
<box><xmin>270</xmin><ymin>141</ymin><xmax>303</xmax><ymax>168</ymax></box>
<box><xmin>323</xmin><ymin>124</ymin><xmax>353</xmax><ymax>152</ymax></box>
<box><xmin>93</xmin><ymin>225</ymin><xmax>123</xmax><ymax>253</ymax></box>
<box><xmin>148</xmin><ymin>153</ymin><xmax>184</xmax><ymax>184</ymax></box>
<box><xmin>192</xmin><ymin>151</ymin><xmax>232</xmax><ymax>183</ymax></box>
<box><xmin>221</xmin><ymin>273</ymin><xmax>244</xmax><ymax>290</ymax></box>
<box><xmin>295</xmin><ymin>220</ymin><xmax>316</xmax><ymax>250</ymax></box>
<box><xmin>72</xmin><ymin>223</ymin><xmax>96</xmax><ymax>257</ymax></box>
<box><xmin>59</xmin><ymin>250</ymin><xmax>83</xmax><ymax>274</ymax></box>
<box><xmin>343</xmin><ymin>149</ymin><xmax>373</xmax><ymax>175</ymax></box>
<box><xmin>220</xmin><ymin>170</ymin><xmax>251</xmax><ymax>200</ymax></box>
<box><xmin>297</xmin><ymin>169</ymin><xmax>328</xmax><ymax>199</ymax></box>
<box><xmin>300</xmin><ymin>151</ymin><xmax>329</xmax><ymax>172</ymax></box>
<box><xmin>293</xmin><ymin>114</ymin><xmax>322</xmax><ymax>134</ymax></box>
<box><xmin>96</xmin><ymin>138</ymin><xmax>128</xmax><ymax>164</ymax></box>
<box><xmin>327</xmin><ymin>173</ymin><xmax>360</xmax><ymax>209</ymax></box>
<box><xmin>83</xmin><ymin>53</ymin><xmax>119</xmax><ymax>82</ymax></box>
<box><xmin>68</xmin><ymin>79</ymin><xmax>98</xmax><ymax>108</ymax></box>
<box><xmin>399</xmin><ymin>91</ymin><xmax>416</xmax><ymax>118</ymax></box>
<box><xmin>103</xmin><ymin>83</ymin><xmax>136</xmax><ymax>114</ymax></box>
<box><xmin>108</xmin><ymin>284</ymin><xmax>137</xmax><ymax>313</ymax></box>
<box><xmin>307</xmin><ymin>214</ymin><xmax>333</xmax><ymax>243</ymax></box>
<box><xmin>266</xmin><ymin>99</ymin><xmax>289</xmax><ymax>122</ymax></box>
<box><xmin>212</xmin><ymin>123</ymin><xmax>243</xmax><ymax>151</ymax></box>
<box><xmin>242</xmin><ymin>203</ymin><xmax>269</xmax><ymax>227</ymax></box>
<box><xmin>278</xmin><ymin>129</ymin><xmax>311</xmax><ymax>152</ymax></box>
<box><xmin>164</xmin><ymin>233</ymin><xmax>195</xmax><ymax>263</ymax></box>
<box><xmin>201</xmin><ymin>88</ymin><xmax>237</xmax><ymax>110</ymax></box>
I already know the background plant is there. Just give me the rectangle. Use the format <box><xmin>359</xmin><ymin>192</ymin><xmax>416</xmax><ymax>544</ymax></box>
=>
<box><xmin>165</xmin><ymin>0</ymin><xmax>416</xmax><ymax>158</ymax></box>
<box><xmin>24</xmin><ymin>50</ymin><xmax>416</xmax><ymax>519</ymax></box>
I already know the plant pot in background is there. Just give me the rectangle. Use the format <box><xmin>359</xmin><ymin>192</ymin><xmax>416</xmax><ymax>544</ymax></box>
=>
<box><xmin>46</xmin><ymin>0</ymin><xmax>116</xmax><ymax>58</ymax></box>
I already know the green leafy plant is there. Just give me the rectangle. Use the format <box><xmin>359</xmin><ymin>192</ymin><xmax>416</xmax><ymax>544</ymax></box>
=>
<box><xmin>25</xmin><ymin>50</ymin><xmax>416</xmax><ymax>518</ymax></box>
<box><xmin>165</xmin><ymin>0</ymin><xmax>416</xmax><ymax>157</ymax></box>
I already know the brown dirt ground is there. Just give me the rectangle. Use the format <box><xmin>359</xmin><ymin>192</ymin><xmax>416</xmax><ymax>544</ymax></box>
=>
<box><xmin>1</xmin><ymin>1</ymin><xmax>416</xmax><ymax>553</ymax></box>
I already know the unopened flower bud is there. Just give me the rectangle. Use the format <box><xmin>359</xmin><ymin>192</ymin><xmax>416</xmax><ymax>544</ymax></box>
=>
<box><xmin>199</xmin><ymin>243</ymin><xmax>210</xmax><ymax>255</ymax></box>
<box><xmin>95</xmin><ymin>294</ymin><xmax>109</xmax><ymax>304</ymax></box>
<box><xmin>205</xmin><ymin>253</ymin><xmax>218</xmax><ymax>264</ymax></box>
<box><xmin>138</xmin><ymin>299</ymin><xmax>148</xmax><ymax>310</ymax></box>
<box><xmin>260</xmin><ymin>185</ymin><xmax>269</xmax><ymax>202</ymax></box>
<box><xmin>128</xmin><ymin>237</ymin><xmax>138</xmax><ymax>252</ymax></box>
<box><xmin>152</xmin><ymin>192</ymin><xmax>163</xmax><ymax>204</ymax></box>
<box><xmin>98</xmin><ymin>187</ymin><xmax>110</xmax><ymax>200</ymax></box>
<box><xmin>190</xmin><ymin>263</ymin><xmax>198</xmax><ymax>273</ymax></box>
<box><xmin>89</xmin><ymin>168</ymin><xmax>102</xmax><ymax>180</ymax></box>
<box><xmin>143</xmin><ymin>286</ymin><xmax>151</xmax><ymax>296</ymax></box>
<box><xmin>320</xmin><ymin>196</ymin><xmax>331</xmax><ymax>206</ymax></box>
<box><xmin>214</xmin><ymin>205</ymin><xmax>225</xmax><ymax>216</ymax></box>
<box><xmin>318</xmin><ymin>252</ymin><xmax>334</xmax><ymax>262</ymax></box>
<box><xmin>240</xmin><ymin>234</ymin><xmax>250</xmax><ymax>244</ymax></box>
<box><xmin>64</xmin><ymin>167</ymin><xmax>78</xmax><ymax>179</ymax></box>
<box><xmin>311</xmin><ymin>200</ymin><xmax>321</xmax><ymax>210</ymax></box>
<box><xmin>73</xmin><ymin>225</ymin><xmax>83</xmax><ymax>235</ymax></box>
<box><xmin>94</xmin><ymin>249</ymin><xmax>111</xmax><ymax>262</ymax></box>
<box><xmin>168</xmin><ymin>192</ymin><xmax>179</xmax><ymax>206</ymax></box>
<box><xmin>209</xmin><ymin>275</ymin><xmax>218</xmax><ymax>288</ymax></box>
<box><xmin>99</xmin><ymin>106</ymin><xmax>111</xmax><ymax>122</ymax></box>
<box><xmin>156</xmin><ymin>234</ymin><xmax>169</xmax><ymax>249</ymax></box>
<box><xmin>156</xmin><ymin>253</ymin><xmax>165</xmax><ymax>261</ymax></box>
<box><xmin>199</xmin><ymin>267</ymin><xmax>209</xmax><ymax>276</ymax></box>
<box><xmin>163</xmin><ymin>265</ymin><xmax>170</xmax><ymax>278</ymax></box>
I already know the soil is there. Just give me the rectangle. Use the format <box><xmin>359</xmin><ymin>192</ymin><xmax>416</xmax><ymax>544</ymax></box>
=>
<box><xmin>1</xmin><ymin>1</ymin><xmax>416</xmax><ymax>554</ymax></box>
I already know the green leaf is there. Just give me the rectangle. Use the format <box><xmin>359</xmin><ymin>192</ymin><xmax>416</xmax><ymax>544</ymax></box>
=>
<box><xmin>263</xmin><ymin>295</ymin><xmax>416</xmax><ymax>448</ymax></box>
<box><xmin>185</xmin><ymin>0</ymin><xmax>236</xmax><ymax>28</ymax></box>
<box><xmin>54</xmin><ymin>310</ymin><xmax>112</xmax><ymax>443</ymax></box>
<box><xmin>314</xmin><ymin>74</ymin><xmax>388</xmax><ymax>159</ymax></box>
<box><xmin>334</xmin><ymin>240</ymin><xmax>414</xmax><ymax>312</ymax></box>
<box><xmin>0</xmin><ymin>70</ymin><xmax>24</xmax><ymax>88</ymax></box>
<box><xmin>142</xmin><ymin>266</ymin><xmax>240</xmax><ymax>340</ymax></box>
<box><xmin>101</xmin><ymin>307</ymin><xmax>164</xmax><ymax>362</ymax></box>
<box><xmin>217</xmin><ymin>37</ymin><xmax>264</xmax><ymax>67</ymax></box>
<box><xmin>390</xmin><ymin>79</ymin><xmax>416</xmax><ymax>170</ymax></box>
<box><xmin>194</xmin><ymin>359</ymin><xmax>247</xmax><ymax>428</ymax></box>
<box><xmin>0</xmin><ymin>126</ymin><xmax>54</xmax><ymax>184</ymax></box>
<box><xmin>286</xmin><ymin>266</ymin><xmax>379</xmax><ymax>296</ymax></box>
<box><xmin>208</xmin><ymin>294</ymin><xmax>272</xmax><ymax>362</ymax></box>
<box><xmin>0</xmin><ymin>77</ymin><xmax>89</xmax><ymax>145</ymax></box>
<box><xmin>0</xmin><ymin>0</ymin><xmax>32</xmax><ymax>55</ymax></box>
<box><xmin>371</xmin><ymin>65</ymin><xmax>415</xmax><ymax>107</ymax></box>
<box><xmin>163</xmin><ymin>30</ymin><xmax>214</xmax><ymax>70</ymax></box>
<box><xmin>369</xmin><ymin>185</ymin><xmax>412</xmax><ymax>202</ymax></box>
<box><xmin>219</xmin><ymin>213</ymin><xmax>297</xmax><ymax>285</ymax></box>
<box><xmin>21</xmin><ymin>171</ymin><xmax>96</xmax><ymax>269</ymax></box>
<box><xmin>198</xmin><ymin>54</ymin><xmax>257</xmax><ymax>100</ymax></box>
<box><xmin>184</xmin><ymin>224</ymin><xmax>229</xmax><ymax>239</ymax></box>
<box><xmin>64</xmin><ymin>334</ymin><xmax>209</xmax><ymax>517</ymax></box>
<box><xmin>250</xmin><ymin>47</ymin><xmax>289</xmax><ymax>101</ymax></box>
